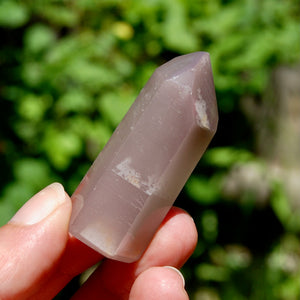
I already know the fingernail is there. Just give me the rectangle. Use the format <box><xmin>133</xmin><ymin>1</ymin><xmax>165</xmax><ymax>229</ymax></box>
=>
<box><xmin>163</xmin><ymin>266</ymin><xmax>185</xmax><ymax>287</ymax></box>
<box><xmin>9</xmin><ymin>183</ymin><xmax>66</xmax><ymax>226</ymax></box>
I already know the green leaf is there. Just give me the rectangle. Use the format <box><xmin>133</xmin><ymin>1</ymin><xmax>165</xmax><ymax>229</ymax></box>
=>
<box><xmin>36</xmin><ymin>4</ymin><xmax>79</xmax><ymax>27</ymax></box>
<box><xmin>196</xmin><ymin>263</ymin><xmax>229</xmax><ymax>282</ymax></box>
<box><xmin>18</xmin><ymin>94</ymin><xmax>52</xmax><ymax>122</ymax></box>
<box><xmin>42</xmin><ymin>126</ymin><xmax>83</xmax><ymax>170</ymax></box>
<box><xmin>46</xmin><ymin>36</ymin><xmax>79</xmax><ymax>64</ymax></box>
<box><xmin>85</xmin><ymin>121</ymin><xmax>112</xmax><ymax>157</ymax></box>
<box><xmin>56</xmin><ymin>90</ymin><xmax>93</xmax><ymax>114</ymax></box>
<box><xmin>64</xmin><ymin>60</ymin><xmax>121</xmax><ymax>92</ymax></box>
<box><xmin>271</xmin><ymin>183</ymin><xmax>300</xmax><ymax>232</ymax></box>
<box><xmin>98</xmin><ymin>89</ymin><xmax>136</xmax><ymax>127</ymax></box>
<box><xmin>201</xmin><ymin>210</ymin><xmax>218</xmax><ymax>242</ymax></box>
<box><xmin>67</xmin><ymin>116</ymin><xmax>112</xmax><ymax>158</ymax></box>
<box><xmin>24</xmin><ymin>24</ymin><xmax>56</xmax><ymax>54</ymax></box>
<box><xmin>13</xmin><ymin>159</ymin><xmax>53</xmax><ymax>189</ymax></box>
<box><xmin>0</xmin><ymin>1</ymin><xmax>29</xmax><ymax>28</ymax></box>
<box><xmin>0</xmin><ymin>182</ymin><xmax>35</xmax><ymax>219</ymax></box>
<box><xmin>161</xmin><ymin>0</ymin><xmax>198</xmax><ymax>53</ymax></box>
<box><xmin>205</xmin><ymin>147</ymin><xmax>254</xmax><ymax>168</ymax></box>
<box><xmin>186</xmin><ymin>176</ymin><xmax>220</xmax><ymax>205</ymax></box>
<box><xmin>22</xmin><ymin>62</ymin><xmax>45</xmax><ymax>87</ymax></box>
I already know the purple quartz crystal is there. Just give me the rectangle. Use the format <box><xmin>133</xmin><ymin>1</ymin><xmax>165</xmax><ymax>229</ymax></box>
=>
<box><xmin>69</xmin><ymin>52</ymin><xmax>218</xmax><ymax>262</ymax></box>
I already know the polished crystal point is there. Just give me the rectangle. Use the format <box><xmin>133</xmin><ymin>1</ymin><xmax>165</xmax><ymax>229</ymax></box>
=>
<box><xmin>69</xmin><ymin>52</ymin><xmax>218</xmax><ymax>262</ymax></box>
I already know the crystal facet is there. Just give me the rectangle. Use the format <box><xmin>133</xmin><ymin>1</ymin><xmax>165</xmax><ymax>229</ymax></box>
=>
<box><xmin>69</xmin><ymin>52</ymin><xmax>218</xmax><ymax>262</ymax></box>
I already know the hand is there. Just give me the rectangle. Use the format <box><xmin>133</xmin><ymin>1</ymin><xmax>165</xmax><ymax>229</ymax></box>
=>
<box><xmin>0</xmin><ymin>183</ymin><xmax>197</xmax><ymax>299</ymax></box>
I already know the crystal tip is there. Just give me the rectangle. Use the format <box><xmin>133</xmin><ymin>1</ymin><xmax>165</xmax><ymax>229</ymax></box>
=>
<box><xmin>157</xmin><ymin>52</ymin><xmax>218</xmax><ymax>134</ymax></box>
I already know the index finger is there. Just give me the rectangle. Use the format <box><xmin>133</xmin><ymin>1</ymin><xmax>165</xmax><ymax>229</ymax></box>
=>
<box><xmin>72</xmin><ymin>207</ymin><xmax>197</xmax><ymax>300</ymax></box>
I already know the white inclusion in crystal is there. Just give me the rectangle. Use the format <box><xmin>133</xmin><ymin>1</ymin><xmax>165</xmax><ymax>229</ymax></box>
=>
<box><xmin>113</xmin><ymin>158</ymin><xmax>159</xmax><ymax>195</ymax></box>
<box><xmin>113</xmin><ymin>158</ymin><xmax>141</xmax><ymax>189</ymax></box>
<box><xmin>144</xmin><ymin>175</ymin><xmax>159</xmax><ymax>195</ymax></box>
<box><xmin>169</xmin><ymin>76</ymin><xmax>192</xmax><ymax>98</ymax></box>
<box><xmin>178</xmin><ymin>84</ymin><xmax>192</xmax><ymax>99</ymax></box>
<box><xmin>195</xmin><ymin>88</ymin><xmax>210</xmax><ymax>129</ymax></box>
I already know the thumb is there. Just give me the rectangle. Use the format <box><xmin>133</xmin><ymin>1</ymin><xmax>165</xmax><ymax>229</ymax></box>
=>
<box><xmin>0</xmin><ymin>183</ymin><xmax>72</xmax><ymax>300</ymax></box>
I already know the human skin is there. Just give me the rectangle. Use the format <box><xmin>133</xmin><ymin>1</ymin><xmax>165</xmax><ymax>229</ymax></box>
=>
<box><xmin>0</xmin><ymin>183</ymin><xmax>197</xmax><ymax>299</ymax></box>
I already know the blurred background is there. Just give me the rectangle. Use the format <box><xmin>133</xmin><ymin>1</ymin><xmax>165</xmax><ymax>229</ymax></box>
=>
<box><xmin>0</xmin><ymin>0</ymin><xmax>300</xmax><ymax>299</ymax></box>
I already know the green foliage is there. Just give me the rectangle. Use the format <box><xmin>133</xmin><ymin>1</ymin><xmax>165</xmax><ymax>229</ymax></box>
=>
<box><xmin>271</xmin><ymin>183</ymin><xmax>300</xmax><ymax>233</ymax></box>
<box><xmin>0</xmin><ymin>0</ymin><xmax>300</xmax><ymax>299</ymax></box>
<box><xmin>186</xmin><ymin>175</ymin><xmax>220</xmax><ymax>205</ymax></box>
<box><xmin>0</xmin><ymin>1</ymin><xmax>29</xmax><ymax>27</ymax></box>
<box><xmin>205</xmin><ymin>147</ymin><xmax>254</xmax><ymax>168</ymax></box>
